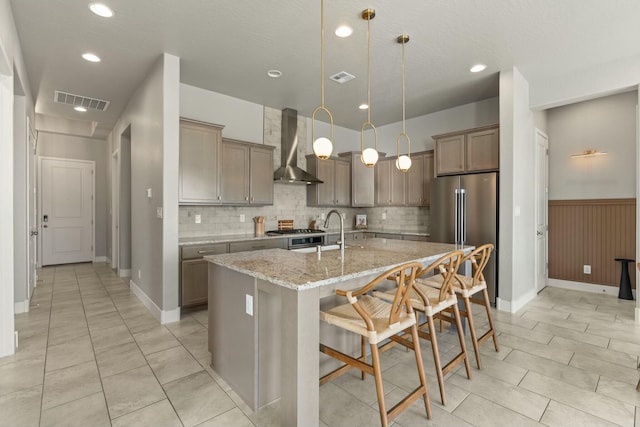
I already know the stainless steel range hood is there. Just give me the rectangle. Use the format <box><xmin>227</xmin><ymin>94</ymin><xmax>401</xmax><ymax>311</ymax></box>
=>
<box><xmin>273</xmin><ymin>108</ymin><xmax>323</xmax><ymax>184</ymax></box>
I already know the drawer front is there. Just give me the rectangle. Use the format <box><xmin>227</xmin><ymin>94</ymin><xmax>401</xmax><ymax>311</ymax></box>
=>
<box><xmin>181</xmin><ymin>243</ymin><xmax>229</xmax><ymax>260</ymax></box>
<box><xmin>229</xmin><ymin>239</ymin><xmax>285</xmax><ymax>253</ymax></box>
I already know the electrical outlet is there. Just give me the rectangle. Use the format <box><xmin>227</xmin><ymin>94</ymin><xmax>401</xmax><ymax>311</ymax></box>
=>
<box><xmin>195</xmin><ymin>214</ymin><xmax>201</xmax><ymax>224</ymax></box>
<box><xmin>156</xmin><ymin>207</ymin><xmax>163</xmax><ymax>219</ymax></box>
<box><xmin>245</xmin><ymin>294</ymin><xmax>253</xmax><ymax>316</ymax></box>
<box><xmin>239</xmin><ymin>214</ymin><xmax>245</xmax><ymax>223</ymax></box>
<box><xmin>382</xmin><ymin>212</ymin><xmax>387</xmax><ymax>220</ymax></box>
<box><xmin>583</xmin><ymin>265</ymin><xmax>591</xmax><ymax>274</ymax></box>
<box><xmin>320</xmin><ymin>213</ymin><xmax>326</xmax><ymax>220</ymax></box>
<box><xmin>138</xmin><ymin>269</ymin><xmax>141</xmax><ymax>279</ymax></box>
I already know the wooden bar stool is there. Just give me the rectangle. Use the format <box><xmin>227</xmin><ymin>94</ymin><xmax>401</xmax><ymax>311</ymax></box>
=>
<box><xmin>422</xmin><ymin>244</ymin><xmax>498</xmax><ymax>369</ymax></box>
<box><xmin>319</xmin><ymin>262</ymin><xmax>431</xmax><ymax>427</ymax></box>
<box><xmin>377</xmin><ymin>250</ymin><xmax>472</xmax><ymax>405</ymax></box>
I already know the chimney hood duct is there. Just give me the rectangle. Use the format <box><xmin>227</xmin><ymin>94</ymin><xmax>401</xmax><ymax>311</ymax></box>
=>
<box><xmin>273</xmin><ymin>108</ymin><xmax>323</xmax><ymax>184</ymax></box>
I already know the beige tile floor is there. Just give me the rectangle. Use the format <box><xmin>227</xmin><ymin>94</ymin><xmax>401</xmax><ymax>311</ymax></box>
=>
<box><xmin>1</xmin><ymin>262</ymin><xmax>640</xmax><ymax>426</ymax></box>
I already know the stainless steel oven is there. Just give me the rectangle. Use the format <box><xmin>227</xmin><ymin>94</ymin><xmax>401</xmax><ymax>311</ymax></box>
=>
<box><xmin>288</xmin><ymin>235</ymin><xmax>324</xmax><ymax>249</ymax></box>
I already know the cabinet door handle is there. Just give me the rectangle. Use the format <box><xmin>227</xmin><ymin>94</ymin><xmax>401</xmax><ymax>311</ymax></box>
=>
<box><xmin>217</xmin><ymin>196</ymin><xmax>221</xmax><ymax>200</ymax></box>
<box><xmin>245</xmin><ymin>197</ymin><xmax>249</xmax><ymax>201</ymax></box>
<box><xmin>251</xmin><ymin>197</ymin><xmax>254</xmax><ymax>202</ymax></box>
<box><xmin>197</xmin><ymin>250</ymin><xmax>220</xmax><ymax>254</ymax></box>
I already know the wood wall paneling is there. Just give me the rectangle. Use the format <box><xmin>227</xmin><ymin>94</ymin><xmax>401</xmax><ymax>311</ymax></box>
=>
<box><xmin>548</xmin><ymin>199</ymin><xmax>636</xmax><ymax>288</ymax></box>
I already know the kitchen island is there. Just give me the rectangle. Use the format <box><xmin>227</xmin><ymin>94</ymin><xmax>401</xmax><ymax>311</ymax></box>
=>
<box><xmin>205</xmin><ymin>238</ymin><xmax>471</xmax><ymax>427</ymax></box>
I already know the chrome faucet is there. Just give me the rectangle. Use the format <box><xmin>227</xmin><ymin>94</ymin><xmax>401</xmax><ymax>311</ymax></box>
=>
<box><xmin>324</xmin><ymin>209</ymin><xmax>345</xmax><ymax>261</ymax></box>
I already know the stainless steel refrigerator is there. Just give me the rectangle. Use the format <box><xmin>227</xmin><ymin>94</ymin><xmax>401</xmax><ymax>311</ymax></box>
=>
<box><xmin>430</xmin><ymin>172</ymin><xmax>498</xmax><ymax>304</ymax></box>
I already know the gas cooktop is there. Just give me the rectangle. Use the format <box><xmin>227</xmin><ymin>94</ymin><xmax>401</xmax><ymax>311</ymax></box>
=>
<box><xmin>265</xmin><ymin>229</ymin><xmax>324</xmax><ymax>236</ymax></box>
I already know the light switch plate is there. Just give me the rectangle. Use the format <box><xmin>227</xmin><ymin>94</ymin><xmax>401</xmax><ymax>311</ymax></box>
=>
<box><xmin>584</xmin><ymin>265</ymin><xmax>591</xmax><ymax>274</ymax></box>
<box><xmin>382</xmin><ymin>212</ymin><xmax>387</xmax><ymax>220</ymax></box>
<box><xmin>239</xmin><ymin>214</ymin><xmax>245</xmax><ymax>223</ymax></box>
<box><xmin>245</xmin><ymin>294</ymin><xmax>253</xmax><ymax>316</ymax></box>
<box><xmin>146</xmin><ymin>188</ymin><xmax>152</xmax><ymax>198</ymax></box>
<box><xmin>156</xmin><ymin>207</ymin><xmax>163</xmax><ymax>219</ymax></box>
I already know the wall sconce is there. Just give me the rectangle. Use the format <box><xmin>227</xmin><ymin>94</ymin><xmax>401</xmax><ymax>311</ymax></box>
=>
<box><xmin>570</xmin><ymin>149</ymin><xmax>608</xmax><ymax>158</ymax></box>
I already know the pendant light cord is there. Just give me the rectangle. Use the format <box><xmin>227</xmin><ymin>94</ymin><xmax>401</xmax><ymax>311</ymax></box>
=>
<box><xmin>401</xmin><ymin>38</ymin><xmax>406</xmax><ymax>134</ymax></box>
<box><xmin>367</xmin><ymin>16</ymin><xmax>371</xmax><ymax>123</ymax></box>
<box><xmin>321</xmin><ymin>0</ymin><xmax>325</xmax><ymax>108</ymax></box>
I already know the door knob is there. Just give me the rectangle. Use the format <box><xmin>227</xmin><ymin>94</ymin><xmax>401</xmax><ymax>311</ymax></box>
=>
<box><xmin>30</xmin><ymin>231</ymin><xmax>38</xmax><ymax>236</ymax></box>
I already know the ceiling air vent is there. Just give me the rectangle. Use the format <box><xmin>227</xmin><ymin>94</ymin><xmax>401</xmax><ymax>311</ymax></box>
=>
<box><xmin>329</xmin><ymin>71</ymin><xmax>355</xmax><ymax>84</ymax></box>
<box><xmin>54</xmin><ymin>91</ymin><xmax>110</xmax><ymax>111</ymax></box>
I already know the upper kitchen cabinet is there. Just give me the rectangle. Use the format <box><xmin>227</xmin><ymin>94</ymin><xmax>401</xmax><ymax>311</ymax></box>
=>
<box><xmin>406</xmin><ymin>152</ymin><xmax>433</xmax><ymax>206</ymax></box>
<box><xmin>433</xmin><ymin>124</ymin><xmax>499</xmax><ymax>176</ymax></box>
<box><xmin>221</xmin><ymin>138</ymin><xmax>274</xmax><ymax>205</ymax></box>
<box><xmin>306</xmin><ymin>155</ymin><xmax>350</xmax><ymax>207</ymax></box>
<box><xmin>339</xmin><ymin>152</ymin><xmax>375</xmax><ymax>207</ymax></box>
<box><xmin>179</xmin><ymin>119</ymin><xmax>223</xmax><ymax>204</ymax></box>
<box><xmin>375</xmin><ymin>158</ymin><xmax>406</xmax><ymax>206</ymax></box>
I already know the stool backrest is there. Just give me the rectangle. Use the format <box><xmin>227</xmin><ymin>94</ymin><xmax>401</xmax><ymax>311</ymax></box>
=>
<box><xmin>337</xmin><ymin>261</ymin><xmax>422</xmax><ymax>329</ymax></box>
<box><xmin>462</xmin><ymin>244</ymin><xmax>493</xmax><ymax>288</ymax></box>
<box><xmin>415</xmin><ymin>250</ymin><xmax>464</xmax><ymax>304</ymax></box>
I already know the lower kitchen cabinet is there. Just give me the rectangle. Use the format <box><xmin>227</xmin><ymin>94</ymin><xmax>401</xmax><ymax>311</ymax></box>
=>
<box><xmin>180</xmin><ymin>243</ymin><xmax>229</xmax><ymax>307</ymax></box>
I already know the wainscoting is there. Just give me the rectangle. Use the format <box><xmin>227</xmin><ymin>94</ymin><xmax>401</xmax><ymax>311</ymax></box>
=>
<box><xmin>548</xmin><ymin>198</ymin><xmax>636</xmax><ymax>288</ymax></box>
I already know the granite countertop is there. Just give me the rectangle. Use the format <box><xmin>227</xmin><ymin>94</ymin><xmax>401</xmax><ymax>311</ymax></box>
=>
<box><xmin>179</xmin><ymin>228</ymin><xmax>428</xmax><ymax>246</ymax></box>
<box><xmin>205</xmin><ymin>238</ymin><xmax>469</xmax><ymax>291</ymax></box>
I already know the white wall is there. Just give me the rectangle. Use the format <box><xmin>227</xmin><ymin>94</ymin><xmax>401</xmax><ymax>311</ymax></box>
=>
<box><xmin>180</xmin><ymin>83</ymin><xmax>263</xmax><ymax>144</ymax></box>
<box><xmin>0</xmin><ymin>0</ymin><xmax>35</xmax><ymax>357</ymax></box>
<box><xmin>498</xmin><ymin>68</ymin><xmax>537</xmax><ymax>312</ymax></box>
<box><xmin>109</xmin><ymin>53</ymin><xmax>180</xmax><ymax>321</ymax></box>
<box><xmin>37</xmin><ymin>132</ymin><xmax>108</xmax><ymax>258</ymax></box>
<box><xmin>547</xmin><ymin>91</ymin><xmax>637</xmax><ymax>200</ymax></box>
<box><xmin>13</xmin><ymin>94</ymin><xmax>27</xmax><ymax>309</ymax></box>
<box><xmin>374</xmin><ymin>97</ymin><xmax>500</xmax><ymax>154</ymax></box>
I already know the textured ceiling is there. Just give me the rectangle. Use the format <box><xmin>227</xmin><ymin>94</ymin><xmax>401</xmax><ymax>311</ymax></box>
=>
<box><xmin>9</xmin><ymin>0</ymin><xmax>640</xmax><ymax>139</ymax></box>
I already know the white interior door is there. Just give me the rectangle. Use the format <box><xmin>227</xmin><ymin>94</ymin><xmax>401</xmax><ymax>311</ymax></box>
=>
<box><xmin>40</xmin><ymin>158</ymin><xmax>94</xmax><ymax>265</ymax></box>
<box><xmin>535</xmin><ymin>129</ymin><xmax>549</xmax><ymax>293</ymax></box>
<box><xmin>27</xmin><ymin>117</ymin><xmax>37</xmax><ymax>296</ymax></box>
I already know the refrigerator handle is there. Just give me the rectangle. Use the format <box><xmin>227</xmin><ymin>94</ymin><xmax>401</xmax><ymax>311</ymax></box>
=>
<box><xmin>454</xmin><ymin>189</ymin><xmax>460</xmax><ymax>244</ymax></box>
<box><xmin>460</xmin><ymin>189</ymin><xmax>467</xmax><ymax>246</ymax></box>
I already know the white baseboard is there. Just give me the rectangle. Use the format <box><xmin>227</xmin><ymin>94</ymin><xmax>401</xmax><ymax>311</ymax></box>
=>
<box><xmin>94</xmin><ymin>256</ymin><xmax>107</xmax><ymax>262</ymax></box>
<box><xmin>635</xmin><ymin>307</ymin><xmax>640</xmax><ymax>325</ymax></box>
<box><xmin>496</xmin><ymin>288</ymin><xmax>537</xmax><ymax>313</ymax></box>
<box><xmin>547</xmin><ymin>278</ymin><xmax>634</xmax><ymax>297</ymax></box>
<box><xmin>129</xmin><ymin>279</ymin><xmax>180</xmax><ymax>324</ymax></box>
<box><xmin>14</xmin><ymin>300</ymin><xmax>29</xmax><ymax>314</ymax></box>
<box><xmin>118</xmin><ymin>268</ymin><xmax>131</xmax><ymax>278</ymax></box>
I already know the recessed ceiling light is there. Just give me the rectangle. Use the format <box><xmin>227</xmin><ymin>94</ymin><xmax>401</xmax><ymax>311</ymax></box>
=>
<box><xmin>267</xmin><ymin>69</ymin><xmax>282</xmax><ymax>78</ymax></box>
<box><xmin>82</xmin><ymin>53</ymin><xmax>101</xmax><ymax>63</ymax></box>
<box><xmin>74</xmin><ymin>106</ymin><xmax>87</xmax><ymax>112</ymax></box>
<box><xmin>470</xmin><ymin>64</ymin><xmax>487</xmax><ymax>73</ymax></box>
<box><xmin>89</xmin><ymin>3</ymin><xmax>114</xmax><ymax>18</ymax></box>
<box><xmin>359</xmin><ymin>103</ymin><xmax>368</xmax><ymax>110</ymax></box>
<box><xmin>335</xmin><ymin>25</ymin><xmax>353</xmax><ymax>38</ymax></box>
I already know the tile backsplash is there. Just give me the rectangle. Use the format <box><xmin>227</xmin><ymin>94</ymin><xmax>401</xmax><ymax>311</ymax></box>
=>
<box><xmin>179</xmin><ymin>185</ymin><xmax>429</xmax><ymax>237</ymax></box>
<box><xmin>179</xmin><ymin>106</ymin><xmax>429</xmax><ymax>237</ymax></box>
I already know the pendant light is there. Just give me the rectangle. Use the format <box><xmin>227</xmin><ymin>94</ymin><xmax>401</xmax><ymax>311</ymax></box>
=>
<box><xmin>395</xmin><ymin>34</ymin><xmax>412</xmax><ymax>172</ymax></box>
<box><xmin>360</xmin><ymin>9</ymin><xmax>379</xmax><ymax>168</ymax></box>
<box><xmin>311</xmin><ymin>0</ymin><xmax>334</xmax><ymax>160</ymax></box>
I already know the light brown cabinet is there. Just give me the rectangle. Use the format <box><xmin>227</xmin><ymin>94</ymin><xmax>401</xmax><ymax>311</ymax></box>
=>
<box><xmin>221</xmin><ymin>139</ymin><xmax>274</xmax><ymax>205</ymax></box>
<box><xmin>228</xmin><ymin>238</ymin><xmax>285</xmax><ymax>253</ymax></box>
<box><xmin>375</xmin><ymin>154</ymin><xmax>432</xmax><ymax>207</ymax></box>
<box><xmin>179</xmin><ymin>121</ymin><xmax>274</xmax><ymax>206</ymax></box>
<box><xmin>433</xmin><ymin>124</ymin><xmax>499</xmax><ymax>176</ymax></box>
<box><xmin>339</xmin><ymin>152</ymin><xmax>375</xmax><ymax>207</ymax></box>
<box><xmin>179</xmin><ymin>120</ymin><xmax>223</xmax><ymax>204</ymax></box>
<box><xmin>180</xmin><ymin>243</ymin><xmax>228</xmax><ymax>307</ymax></box>
<box><xmin>306</xmin><ymin>156</ymin><xmax>351</xmax><ymax>207</ymax></box>
<box><xmin>406</xmin><ymin>152</ymin><xmax>433</xmax><ymax>206</ymax></box>
<box><xmin>375</xmin><ymin>158</ymin><xmax>406</xmax><ymax>206</ymax></box>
